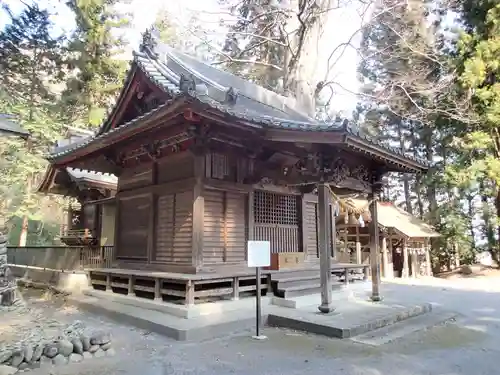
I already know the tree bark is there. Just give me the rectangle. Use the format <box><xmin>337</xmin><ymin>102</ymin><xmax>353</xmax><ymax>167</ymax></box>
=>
<box><xmin>283</xmin><ymin>0</ymin><xmax>333</xmax><ymax>117</ymax></box>
<box><xmin>397</xmin><ymin>122</ymin><xmax>412</xmax><ymax>213</ymax></box>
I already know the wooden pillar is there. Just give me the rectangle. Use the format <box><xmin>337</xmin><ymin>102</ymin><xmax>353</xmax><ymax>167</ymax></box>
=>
<box><xmin>411</xmin><ymin>248</ymin><xmax>417</xmax><ymax>278</ymax></box>
<box><xmin>369</xmin><ymin>178</ymin><xmax>382</xmax><ymax>301</ymax></box>
<box><xmin>402</xmin><ymin>238</ymin><xmax>409</xmax><ymax>278</ymax></box>
<box><xmin>317</xmin><ymin>183</ymin><xmax>333</xmax><ymax>313</ymax></box>
<box><xmin>355</xmin><ymin>225</ymin><xmax>361</xmax><ymax>264</ymax></box>
<box><xmin>388</xmin><ymin>229</ymin><xmax>394</xmax><ymax>278</ymax></box>
<box><xmin>128</xmin><ymin>275</ymin><xmax>135</xmax><ymax>296</ymax></box>
<box><xmin>381</xmin><ymin>236</ymin><xmax>389</xmax><ymax>279</ymax></box>
<box><xmin>154</xmin><ymin>278</ymin><xmax>161</xmax><ymax>301</ymax></box>
<box><xmin>425</xmin><ymin>238</ymin><xmax>432</xmax><ymax>276</ymax></box>
<box><xmin>192</xmin><ymin>154</ymin><xmax>205</xmax><ymax>270</ymax></box>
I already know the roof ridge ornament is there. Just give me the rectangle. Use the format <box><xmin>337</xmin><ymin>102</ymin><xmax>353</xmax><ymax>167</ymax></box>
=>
<box><xmin>139</xmin><ymin>26</ymin><xmax>159</xmax><ymax>56</ymax></box>
<box><xmin>225</xmin><ymin>87</ymin><xmax>238</xmax><ymax>105</ymax></box>
<box><xmin>179</xmin><ymin>74</ymin><xmax>196</xmax><ymax>93</ymax></box>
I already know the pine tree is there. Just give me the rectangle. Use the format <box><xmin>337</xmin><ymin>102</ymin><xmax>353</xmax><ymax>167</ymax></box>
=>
<box><xmin>0</xmin><ymin>3</ymin><xmax>66</xmax><ymax>245</ymax></box>
<box><xmin>451</xmin><ymin>1</ymin><xmax>500</xmax><ymax>261</ymax></box>
<box><xmin>62</xmin><ymin>0</ymin><xmax>131</xmax><ymax>127</ymax></box>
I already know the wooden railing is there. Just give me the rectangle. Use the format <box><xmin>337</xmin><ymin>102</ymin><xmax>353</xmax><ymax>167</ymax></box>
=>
<box><xmin>7</xmin><ymin>246</ymin><xmax>115</xmax><ymax>271</ymax></box>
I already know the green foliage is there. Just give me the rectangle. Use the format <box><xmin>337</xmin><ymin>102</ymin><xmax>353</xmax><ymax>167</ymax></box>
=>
<box><xmin>0</xmin><ymin>4</ymin><xmax>66</xmax><ymax>222</ymax></box>
<box><xmin>61</xmin><ymin>0</ymin><xmax>130</xmax><ymax>127</ymax></box>
<box><xmin>220</xmin><ymin>0</ymin><xmax>285</xmax><ymax>92</ymax></box>
<box><xmin>450</xmin><ymin>1</ymin><xmax>500</xmax><ymax>260</ymax></box>
<box><xmin>7</xmin><ymin>216</ymin><xmax>62</xmax><ymax>246</ymax></box>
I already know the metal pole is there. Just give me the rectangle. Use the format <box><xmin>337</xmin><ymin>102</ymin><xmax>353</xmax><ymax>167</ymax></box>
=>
<box><xmin>256</xmin><ymin>266</ymin><xmax>261</xmax><ymax>337</ymax></box>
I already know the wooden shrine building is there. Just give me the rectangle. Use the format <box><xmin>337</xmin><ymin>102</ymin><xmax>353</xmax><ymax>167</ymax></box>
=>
<box><xmin>336</xmin><ymin>199</ymin><xmax>440</xmax><ymax>278</ymax></box>
<box><xmin>40</xmin><ymin>31</ymin><xmax>430</xmax><ymax>310</ymax></box>
<box><xmin>38</xmin><ymin>129</ymin><xmax>117</xmax><ymax>246</ymax></box>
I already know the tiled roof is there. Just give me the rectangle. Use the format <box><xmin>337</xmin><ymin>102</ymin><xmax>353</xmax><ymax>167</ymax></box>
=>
<box><xmin>66</xmin><ymin>168</ymin><xmax>117</xmax><ymax>185</ymax></box>
<box><xmin>0</xmin><ymin>114</ymin><xmax>29</xmax><ymax>138</ymax></box>
<box><xmin>47</xmin><ymin>42</ymin><xmax>430</xmax><ymax>169</ymax></box>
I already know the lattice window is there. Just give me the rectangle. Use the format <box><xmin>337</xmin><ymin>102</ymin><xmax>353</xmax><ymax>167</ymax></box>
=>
<box><xmin>206</xmin><ymin>153</ymin><xmax>230</xmax><ymax>180</ymax></box>
<box><xmin>254</xmin><ymin>190</ymin><xmax>298</xmax><ymax>225</ymax></box>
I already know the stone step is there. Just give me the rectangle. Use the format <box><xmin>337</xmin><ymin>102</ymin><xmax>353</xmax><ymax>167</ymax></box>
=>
<box><xmin>275</xmin><ymin>282</ymin><xmax>346</xmax><ymax>299</ymax></box>
<box><xmin>349</xmin><ymin>309</ymin><xmax>458</xmax><ymax>346</ymax></box>
<box><xmin>271</xmin><ymin>269</ymin><xmax>322</xmax><ymax>279</ymax></box>
<box><xmin>272</xmin><ymin>275</ymin><xmax>320</xmax><ymax>289</ymax></box>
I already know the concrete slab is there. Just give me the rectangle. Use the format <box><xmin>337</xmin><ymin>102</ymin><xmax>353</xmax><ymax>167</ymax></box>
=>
<box><xmin>349</xmin><ymin>309</ymin><xmax>458</xmax><ymax>346</ymax></box>
<box><xmin>267</xmin><ymin>300</ymin><xmax>432</xmax><ymax>339</ymax></box>
<box><xmin>68</xmin><ymin>294</ymin><xmax>261</xmax><ymax>341</ymax></box>
<box><xmin>69</xmin><ymin>282</ymin><xmax>434</xmax><ymax>343</ymax></box>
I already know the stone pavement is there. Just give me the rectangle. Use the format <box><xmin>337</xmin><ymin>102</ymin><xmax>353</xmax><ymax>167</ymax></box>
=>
<box><xmin>10</xmin><ymin>279</ymin><xmax>500</xmax><ymax>375</ymax></box>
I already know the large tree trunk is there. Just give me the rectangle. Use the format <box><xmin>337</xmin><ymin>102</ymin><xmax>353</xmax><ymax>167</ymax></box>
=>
<box><xmin>479</xmin><ymin>180</ymin><xmax>497</xmax><ymax>262</ymax></box>
<box><xmin>495</xmin><ymin>187</ymin><xmax>500</xmax><ymax>264</ymax></box>
<box><xmin>283</xmin><ymin>0</ymin><xmax>333</xmax><ymax>117</ymax></box>
<box><xmin>424</xmin><ymin>131</ymin><xmax>438</xmax><ymax>225</ymax></box>
<box><xmin>396</xmin><ymin>122</ymin><xmax>412</xmax><ymax>213</ymax></box>
<box><xmin>466</xmin><ymin>194</ymin><xmax>476</xmax><ymax>249</ymax></box>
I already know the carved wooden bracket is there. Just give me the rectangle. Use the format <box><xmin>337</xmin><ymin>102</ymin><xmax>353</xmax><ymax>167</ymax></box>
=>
<box><xmin>294</xmin><ymin>153</ymin><xmax>372</xmax><ymax>190</ymax></box>
<box><xmin>187</xmin><ymin>124</ymin><xmax>211</xmax><ymax>155</ymax></box>
<box><xmin>142</xmin><ymin>141</ymin><xmax>161</xmax><ymax>161</ymax></box>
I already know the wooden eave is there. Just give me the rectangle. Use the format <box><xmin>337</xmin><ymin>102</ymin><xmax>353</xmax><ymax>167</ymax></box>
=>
<box><xmin>52</xmin><ymin>98</ymin><xmax>189</xmax><ymax>166</ymax></box>
<box><xmin>104</xmin><ymin>64</ymin><xmax>139</xmax><ymax>132</ymax></box>
<box><xmin>345</xmin><ymin>136</ymin><xmax>426</xmax><ymax>173</ymax></box>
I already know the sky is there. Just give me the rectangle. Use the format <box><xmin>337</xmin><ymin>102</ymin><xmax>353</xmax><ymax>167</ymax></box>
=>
<box><xmin>0</xmin><ymin>0</ymin><xmax>365</xmax><ymax>113</ymax></box>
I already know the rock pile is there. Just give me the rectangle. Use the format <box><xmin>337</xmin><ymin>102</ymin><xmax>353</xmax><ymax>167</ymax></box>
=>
<box><xmin>0</xmin><ymin>331</ymin><xmax>114</xmax><ymax>373</ymax></box>
<box><xmin>0</xmin><ymin>231</ymin><xmax>16</xmax><ymax>307</ymax></box>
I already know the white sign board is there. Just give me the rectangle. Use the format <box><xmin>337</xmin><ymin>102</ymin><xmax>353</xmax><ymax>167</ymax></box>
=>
<box><xmin>247</xmin><ymin>241</ymin><xmax>271</xmax><ymax>268</ymax></box>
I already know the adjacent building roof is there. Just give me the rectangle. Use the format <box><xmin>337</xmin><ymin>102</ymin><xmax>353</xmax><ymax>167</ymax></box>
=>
<box><xmin>38</xmin><ymin>131</ymin><xmax>117</xmax><ymax>195</ymax></box>
<box><xmin>37</xmin><ymin>164</ymin><xmax>117</xmax><ymax>196</ymax></box>
<box><xmin>0</xmin><ymin>114</ymin><xmax>29</xmax><ymax>138</ymax></box>
<box><xmin>340</xmin><ymin>199</ymin><xmax>440</xmax><ymax>239</ymax></box>
<box><xmin>46</xmin><ymin>36</ymin><xmax>430</xmax><ymax>171</ymax></box>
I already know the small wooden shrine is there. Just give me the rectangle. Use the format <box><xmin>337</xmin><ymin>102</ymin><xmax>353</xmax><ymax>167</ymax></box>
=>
<box><xmin>40</xmin><ymin>31</ymin><xmax>429</xmax><ymax>309</ymax></box>
<box><xmin>38</xmin><ymin>129</ymin><xmax>117</xmax><ymax>246</ymax></box>
<box><xmin>335</xmin><ymin>199</ymin><xmax>440</xmax><ymax>278</ymax></box>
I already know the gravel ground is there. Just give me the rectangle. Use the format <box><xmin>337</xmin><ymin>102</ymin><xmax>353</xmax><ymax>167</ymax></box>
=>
<box><xmin>5</xmin><ymin>279</ymin><xmax>500</xmax><ymax>375</ymax></box>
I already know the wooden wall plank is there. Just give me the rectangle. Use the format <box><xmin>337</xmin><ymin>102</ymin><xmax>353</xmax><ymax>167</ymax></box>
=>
<box><xmin>203</xmin><ymin>189</ymin><xmax>247</xmax><ymax>265</ymax></box>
